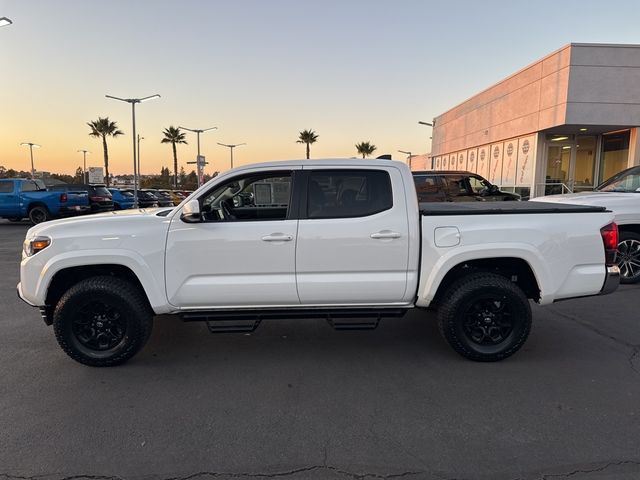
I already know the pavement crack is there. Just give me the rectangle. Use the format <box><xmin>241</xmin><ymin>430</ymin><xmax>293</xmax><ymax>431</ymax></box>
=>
<box><xmin>547</xmin><ymin>307</ymin><xmax>640</xmax><ymax>379</ymax></box>
<box><xmin>630</xmin><ymin>346</ymin><xmax>640</xmax><ymax>375</ymax></box>
<box><xmin>538</xmin><ymin>460</ymin><xmax>640</xmax><ymax>479</ymax></box>
<box><xmin>162</xmin><ymin>467</ymin><xmax>429</xmax><ymax>479</ymax></box>
<box><xmin>547</xmin><ymin>307</ymin><xmax>635</xmax><ymax>349</ymax></box>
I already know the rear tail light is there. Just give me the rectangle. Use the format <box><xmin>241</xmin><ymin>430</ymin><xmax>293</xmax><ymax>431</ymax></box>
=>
<box><xmin>60</xmin><ymin>193</ymin><xmax>68</xmax><ymax>203</ymax></box>
<box><xmin>600</xmin><ymin>222</ymin><xmax>618</xmax><ymax>267</ymax></box>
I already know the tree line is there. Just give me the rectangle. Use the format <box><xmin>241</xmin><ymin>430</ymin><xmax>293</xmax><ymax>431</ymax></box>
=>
<box><xmin>5</xmin><ymin>122</ymin><xmax>381</xmax><ymax>188</ymax></box>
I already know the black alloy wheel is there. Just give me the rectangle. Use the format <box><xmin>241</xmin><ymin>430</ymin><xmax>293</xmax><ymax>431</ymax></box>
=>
<box><xmin>462</xmin><ymin>296</ymin><xmax>515</xmax><ymax>346</ymax></box>
<box><xmin>437</xmin><ymin>272</ymin><xmax>532</xmax><ymax>362</ymax></box>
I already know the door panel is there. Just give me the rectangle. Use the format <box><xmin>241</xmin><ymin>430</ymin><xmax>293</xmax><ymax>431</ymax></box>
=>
<box><xmin>165</xmin><ymin>169</ymin><xmax>300</xmax><ymax>308</ymax></box>
<box><xmin>165</xmin><ymin>220</ymin><xmax>299</xmax><ymax>307</ymax></box>
<box><xmin>0</xmin><ymin>181</ymin><xmax>16</xmax><ymax>216</ymax></box>
<box><xmin>295</xmin><ymin>167</ymin><xmax>410</xmax><ymax>305</ymax></box>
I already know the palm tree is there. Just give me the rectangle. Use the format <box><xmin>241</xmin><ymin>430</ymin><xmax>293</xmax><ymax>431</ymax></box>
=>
<box><xmin>297</xmin><ymin>129</ymin><xmax>318</xmax><ymax>159</ymax></box>
<box><xmin>87</xmin><ymin>117</ymin><xmax>123</xmax><ymax>186</ymax></box>
<box><xmin>355</xmin><ymin>141</ymin><xmax>377</xmax><ymax>159</ymax></box>
<box><xmin>161</xmin><ymin>126</ymin><xmax>188</xmax><ymax>188</ymax></box>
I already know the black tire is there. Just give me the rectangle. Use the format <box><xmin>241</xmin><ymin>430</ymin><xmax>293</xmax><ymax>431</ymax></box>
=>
<box><xmin>437</xmin><ymin>273</ymin><xmax>532</xmax><ymax>362</ymax></box>
<box><xmin>28</xmin><ymin>205</ymin><xmax>51</xmax><ymax>224</ymax></box>
<box><xmin>617</xmin><ymin>231</ymin><xmax>640</xmax><ymax>284</ymax></box>
<box><xmin>53</xmin><ymin>276</ymin><xmax>153</xmax><ymax>367</ymax></box>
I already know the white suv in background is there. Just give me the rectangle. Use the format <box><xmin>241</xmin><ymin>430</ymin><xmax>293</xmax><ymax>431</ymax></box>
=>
<box><xmin>533</xmin><ymin>166</ymin><xmax>640</xmax><ymax>284</ymax></box>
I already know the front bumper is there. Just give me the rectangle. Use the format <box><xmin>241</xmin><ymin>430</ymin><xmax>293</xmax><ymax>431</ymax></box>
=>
<box><xmin>600</xmin><ymin>266</ymin><xmax>620</xmax><ymax>295</ymax></box>
<box><xmin>17</xmin><ymin>282</ymin><xmax>36</xmax><ymax>306</ymax></box>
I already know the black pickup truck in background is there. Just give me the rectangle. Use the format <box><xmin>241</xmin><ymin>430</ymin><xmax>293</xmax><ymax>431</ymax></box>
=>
<box><xmin>412</xmin><ymin>171</ymin><xmax>521</xmax><ymax>203</ymax></box>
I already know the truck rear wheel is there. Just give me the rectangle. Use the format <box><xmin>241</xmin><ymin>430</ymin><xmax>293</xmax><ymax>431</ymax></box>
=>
<box><xmin>617</xmin><ymin>231</ymin><xmax>640</xmax><ymax>284</ymax></box>
<box><xmin>28</xmin><ymin>206</ymin><xmax>50</xmax><ymax>224</ymax></box>
<box><xmin>53</xmin><ymin>276</ymin><xmax>153</xmax><ymax>367</ymax></box>
<box><xmin>437</xmin><ymin>273</ymin><xmax>531</xmax><ymax>362</ymax></box>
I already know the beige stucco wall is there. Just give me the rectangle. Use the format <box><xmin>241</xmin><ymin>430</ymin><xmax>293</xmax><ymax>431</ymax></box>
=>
<box><xmin>431</xmin><ymin>43</ymin><xmax>640</xmax><ymax>157</ymax></box>
<box><xmin>431</xmin><ymin>45</ymin><xmax>572</xmax><ymax>156</ymax></box>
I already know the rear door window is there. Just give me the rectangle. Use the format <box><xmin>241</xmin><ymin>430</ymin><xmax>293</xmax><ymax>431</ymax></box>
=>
<box><xmin>413</xmin><ymin>175</ymin><xmax>446</xmax><ymax>202</ymax></box>
<box><xmin>306</xmin><ymin>170</ymin><xmax>392</xmax><ymax>219</ymax></box>
<box><xmin>20</xmin><ymin>181</ymin><xmax>39</xmax><ymax>192</ymax></box>
<box><xmin>442</xmin><ymin>175</ymin><xmax>472</xmax><ymax>199</ymax></box>
<box><xmin>0</xmin><ymin>181</ymin><xmax>13</xmax><ymax>193</ymax></box>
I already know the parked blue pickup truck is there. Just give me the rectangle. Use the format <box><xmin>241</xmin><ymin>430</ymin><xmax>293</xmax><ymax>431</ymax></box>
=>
<box><xmin>0</xmin><ymin>178</ymin><xmax>91</xmax><ymax>224</ymax></box>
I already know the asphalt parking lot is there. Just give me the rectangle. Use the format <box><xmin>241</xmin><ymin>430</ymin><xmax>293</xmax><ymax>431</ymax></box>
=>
<box><xmin>1</xmin><ymin>220</ymin><xmax>639</xmax><ymax>480</ymax></box>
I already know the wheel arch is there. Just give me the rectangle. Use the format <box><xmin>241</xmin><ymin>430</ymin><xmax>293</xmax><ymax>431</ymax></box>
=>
<box><xmin>429</xmin><ymin>257</ymin><xmax>541</xmax><ymax>308</ymax></box>
<box><xmin>618</xmin><ymin>224</ymin><xmax>640</xmax><ymax>236</ymax></box>
<box><xmin>43</xmin><ymin>264</ymin><xmax>153</xmax><ymax>325</ymax></box>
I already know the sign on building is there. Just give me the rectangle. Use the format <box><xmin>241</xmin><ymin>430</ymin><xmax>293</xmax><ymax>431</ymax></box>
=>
<box><xmin>456</xmin><ymin>151</ymin><xmax>467</xmax><ymax>171</ymax></box>
<box><xmin>489</xmin><ymin>143</ymin><xmax>504</xmax><ymax>185</ymax></box>
<box><xmin>516</xmin><ymin>135</ymin><xmax>536</xmax><ymax>187</ymax></box>
<box><xmin>88</xmin><ymin>167</ymin><xmax>104</xmax><ymax>184</ymax></box>
<box><xmin>467</xmin><ymin>148</ymin><xmax>478</xmax><ymax>174</ymax></box>
<box><xmin>502</xmin><ymin>141</ymin><xmax>518</xmax><ymax>187</ymax></box>
<box><xmin>477</xmin><ymin>146</ymin><xmax>490</xmax><ymax>179</ymax></box>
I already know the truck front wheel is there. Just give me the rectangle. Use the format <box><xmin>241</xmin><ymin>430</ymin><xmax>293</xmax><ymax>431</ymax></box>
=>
<box><xmin>437</xmin><ymin>273</ymin><xmax>531</xmax><ymax>362</ymax></box>
<box><xmin>53</xmin><ymin>276</ymin><xmax>153</xmax><ymax>367</ymax></box>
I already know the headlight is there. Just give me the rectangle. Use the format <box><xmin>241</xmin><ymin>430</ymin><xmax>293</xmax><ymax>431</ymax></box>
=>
<box><xmin>23</xmin><ymin>236</ymin><xmax>51</xmax><ymax>257</ymax></box>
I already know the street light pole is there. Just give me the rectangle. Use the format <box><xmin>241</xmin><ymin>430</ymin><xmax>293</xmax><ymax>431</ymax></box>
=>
<box><xmin>106</xmin><ymin>94</ymin><xmax>160</xmax><ymax>207</ymax></box>
<box><xmin>418</xmin><ymin>120</ymin><xmax>434</xmax><ymax>160</ymax></box>
<box><xmin>137</xmin><ymin>135</ymin><xmax>144</xmax><ymax>181</ymax></box>
<box><xmin>77</xmin><ymin>149</ymin><xmax>90</xmax><ymax>183</ymax></box>
<box><xmin>398</xmin><ymin>149</ymin><xmax>413</xmax><ymax>170</ymax></box>
<box><xmin>217</xmin><ymin>142</ymin><xmax>246</xmax><ymax>170</ymax></box>
<box><xmin>180</xmin><ymin>126</ymin><xmax>217</xmax><ymax>188</ymax></box>
<box><xmin>20</xmin><ymin>142</ymin><xmax>40</xmax><ymax>178</ymax></box>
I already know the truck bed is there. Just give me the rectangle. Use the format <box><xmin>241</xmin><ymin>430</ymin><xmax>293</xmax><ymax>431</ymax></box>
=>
<box><xmin>419</xmin><ymin>201</ymin><xmax>607</xmax><ymax>216</ymax></box>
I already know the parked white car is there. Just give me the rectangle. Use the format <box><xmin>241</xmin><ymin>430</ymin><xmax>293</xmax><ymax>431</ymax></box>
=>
<box><xmin>18</xmin><ymin>159</ymin><xmax>619</xmax><ymax>366</ymax></box>
<box><xmin>533</xmin><ymin>166</ymin><xmax>640</xmax><ymax>284</ymax></box>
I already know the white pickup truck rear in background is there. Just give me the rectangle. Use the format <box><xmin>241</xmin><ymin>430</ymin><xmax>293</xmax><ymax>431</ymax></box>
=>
<box><xmin>18</xmin><ymin>159</ymin><xmax>619</xmax><ymax>366</ymax></box>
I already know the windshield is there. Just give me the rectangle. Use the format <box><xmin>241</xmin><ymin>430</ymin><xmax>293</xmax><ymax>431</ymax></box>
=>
<box><xmin>597</xmin><ymin>168</ymin><xmax>640</xmax><ymax>192</ymax></box>
<box><xmin>93</xmin><ymin>186</ymin><xmax>111</xmax><ymax>196</ymax></box>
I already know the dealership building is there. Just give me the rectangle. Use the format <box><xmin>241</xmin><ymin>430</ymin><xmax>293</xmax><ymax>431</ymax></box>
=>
<box><xmin>416</xmin><ymin>43</ymin><xmax>640</xmax><ymax>198</ymax></box>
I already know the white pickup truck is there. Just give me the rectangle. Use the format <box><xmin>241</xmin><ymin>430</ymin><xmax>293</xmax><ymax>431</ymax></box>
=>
<box><xmin>18</xmin><ymin>159</ymin><xmax>620</xmax><ymax>367</ymax></box>
<box><xmin>533</xmin><ymin>165</ymin><xmax>640</xmax><ymax>284</ymax></box>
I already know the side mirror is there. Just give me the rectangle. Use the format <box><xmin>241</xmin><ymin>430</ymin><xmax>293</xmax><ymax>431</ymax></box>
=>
<box><xmin>180</xmin><ymin>199</ymin><xmax>201</xmax><ymax>223</ymax></box>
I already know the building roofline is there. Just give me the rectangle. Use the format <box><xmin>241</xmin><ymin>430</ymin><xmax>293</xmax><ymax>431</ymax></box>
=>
<box><xmin>434</xmin><ymin>42</ymin><xmax>640</xmax><ymax>121</ymax></box>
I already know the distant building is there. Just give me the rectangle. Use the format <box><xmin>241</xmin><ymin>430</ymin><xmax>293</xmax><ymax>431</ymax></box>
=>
<box><xmin>424</xmin><ymin>43</ymin><xmax>640</xmax><ymax>198</ymax></box>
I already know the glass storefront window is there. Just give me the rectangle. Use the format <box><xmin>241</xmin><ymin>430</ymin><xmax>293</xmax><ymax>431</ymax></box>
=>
<box><xmin>599</xmin><ymin>131</ymin><xmax>630</xmax><ymax>184</ymax></box>
<box><xmin>574</xmin><ymin>136</ymin><xmax>597</xmax><ymax>191</ymax></box>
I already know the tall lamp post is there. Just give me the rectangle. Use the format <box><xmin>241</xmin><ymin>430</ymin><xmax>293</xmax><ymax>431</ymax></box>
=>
<box><xmin>0</xmin><ymin>17</ymin><xmax>12</xmax><ymax>27</ymax></box>
<box><xmin>418</xmin><ymin>120</ymin><xmax>434</xmax><ymax>166</ymax></box>
<box><xmin>180</xmin><ymin>126</ymin><xmax>217</xmax><ymax>188</ymax></box>
<box><xmin>20</xmin><ymin>142</ymin><xmax>40</xmax><ymax>178</ymax></box>
<box><xmin>398</xmin><ymin>149</ymin><xmax>412</xmax><ymax>170</ymax></box>
<box><xmin>137</xmin><ymin>135</ymin><xmax>144</xmax><ymax>184</ymax></box>
<box><xmin>217</xmin><ymin>142</ymin><xmax>246</xmax><ymax>170</ymax></box>
<box><xmin>77</xmin><ymin>149</ymin><xmax>90</xmax><ymax>183</ymax></box>
<box><xmin>106</xmin><ymin>93</ymin><xmax>160</xmax><ymax>207</ymax></box>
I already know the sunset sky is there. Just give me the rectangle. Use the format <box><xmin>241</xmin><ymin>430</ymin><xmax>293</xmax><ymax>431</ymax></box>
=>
<box><xmin>2</xmin><ymin>0</ymin><xmax>640</xmax><ymax>176</ymax></box>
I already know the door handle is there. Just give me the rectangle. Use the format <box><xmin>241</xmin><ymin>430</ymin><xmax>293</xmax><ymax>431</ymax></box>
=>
<box><xmin>370</xmin><ymin>231</ymin><xmax>401</xmax><ymax>239</ymax></box>
<box><xmin>261</xmin><ymin>233</ymin><xmax>293</xmax><ymax>242</ymax></box>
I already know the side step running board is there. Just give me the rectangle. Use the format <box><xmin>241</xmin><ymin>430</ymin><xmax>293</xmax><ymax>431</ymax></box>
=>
<box><xmin>206</xmin><ymin>319</ymin><xmax>261</xmax><ymax>333</ymax></box>
<box><xmin>181</xmin><ymin>307</ymin><xmax>408</xmax><ymax>333</ymax></box>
